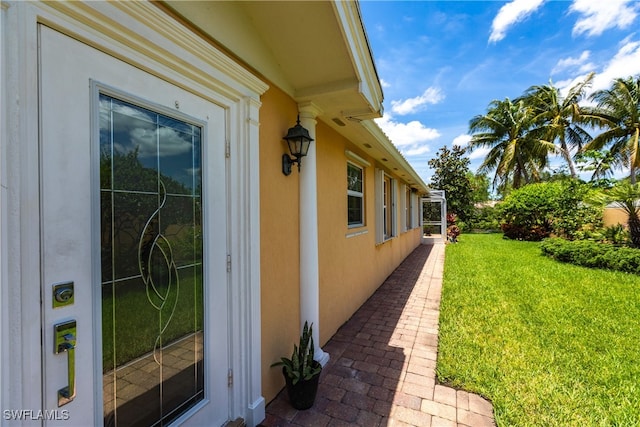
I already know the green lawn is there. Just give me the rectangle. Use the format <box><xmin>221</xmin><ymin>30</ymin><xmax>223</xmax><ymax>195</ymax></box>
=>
<box><xmin>437</xmin><ymin>233</ymin><xmax>640</xmax><ymax>426</ymax></box>
<box><xmin>102</xmin><ymin>267</ymin><xmax>203</xmax><ymax>371</ymax></box>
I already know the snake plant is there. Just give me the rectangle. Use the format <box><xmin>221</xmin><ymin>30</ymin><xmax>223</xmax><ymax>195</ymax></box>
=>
<box><xmin>271</xmin><ymin>321</ymin><xmax>322</xmax><ymax>385</ymax></box>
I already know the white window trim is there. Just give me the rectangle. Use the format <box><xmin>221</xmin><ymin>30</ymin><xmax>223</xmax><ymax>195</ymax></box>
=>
<box><xmin>402</xmin><ymin>185</ymin><xmax>412</xmax><ymax>232</ymax></box>
<box><xmin>345</xmin><ymin>149</ymin><xmax>371</xmax><ymax>167</ymax></box>
<box><xmin>347</xmin><ymin>161</ymin><xmax>365</xmax><ymax>228</ymax></box>
<box><xmin>375</xmin><ymin>169</ymin><xmax>397</xmax><ymax>243</ymax></box>
<box><xmin>411</xmin><ymin>191</ymin><xmax>419</xmax><ymax>229</ymax></box>
<box><xmin>375</xmin><ymin>169</ymin><xmax>384</xmax><ymax>243</ymax></box>
<box><xmin>388</xmin><ymin>177</ymin><xmax>397</xmax><ymax>238</ymax></box>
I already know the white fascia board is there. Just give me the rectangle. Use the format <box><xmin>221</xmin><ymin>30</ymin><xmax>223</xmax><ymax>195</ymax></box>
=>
<box><xmin>332</xmin><ymin>0</ymin><xmax>383</xmax><ymax>115</ymax></box>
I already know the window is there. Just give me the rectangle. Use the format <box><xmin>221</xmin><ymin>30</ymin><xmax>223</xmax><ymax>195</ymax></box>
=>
<box><xmin>405</xmin><ymin>186</ymin><xmax>413</xmax><ymax>230</ymax></box>
<box><xmin>347</xmin><ymin>163</ymin><xmax>364</xmax><ymax>227</ymax></box>
<box><xmin>375</xmin><ymin>169</ymin><xmax>397</xmax><ymax>242</ymax></box>
<box><xmin>383</xmin><ymin>175</ymin><xmax>395</xmax><ymax>238</ymax></box>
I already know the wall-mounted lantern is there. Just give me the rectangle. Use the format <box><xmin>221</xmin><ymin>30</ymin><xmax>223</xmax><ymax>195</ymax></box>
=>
<box><xmin>282</xmin><ymin>115</ymin><xmax>313</xmax><ymax>176</ymax></box>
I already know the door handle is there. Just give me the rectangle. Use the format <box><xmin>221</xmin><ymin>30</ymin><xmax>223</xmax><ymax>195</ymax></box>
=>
<box><xmin>54</xmin><ymin>320</ymin><xmax>76</xmax><ymax>407</ymax></box>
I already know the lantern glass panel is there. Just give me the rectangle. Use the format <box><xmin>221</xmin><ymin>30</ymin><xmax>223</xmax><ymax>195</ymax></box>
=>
<box><xmin>300</xmin><ymin>139</ymin><xmax>311</xmax><ymax>157</ymax></box>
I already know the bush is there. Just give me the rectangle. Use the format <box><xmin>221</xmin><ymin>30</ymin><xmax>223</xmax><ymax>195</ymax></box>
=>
<box><xmin>601</xmin><ymin>224</ymin><xmax>630</xmax><ymax>246</ymax></box>
<box><xmin>501</xmin><ymin>223</ymin><xmax>550</xmax><ymax>241</ymax></box>
<box><xmin>466</xmin><ymin>204</ymin><xmax>501</xmax><ymax>232</ymax></box>
<box><xmin>541</xmin><ymin>238</ymin><xmax>640</xmax><ymax>275</ymax></box>
<box><xmin>499</xmin><ymin>183</ymin><xmax>559</xmax><ymax>240</ymax></box>
<box><xmin>447</xmin><ymin>212</ymin><xmax>461</xmax><ymax>242</ymax></box>
<box><xmin>500</xmin><ymin>180</ymin><xmax>601</xmax><ymax>241</ymax></box>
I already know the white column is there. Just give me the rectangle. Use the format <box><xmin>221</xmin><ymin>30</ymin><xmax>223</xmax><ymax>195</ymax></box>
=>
<box><xmin>298</xmin><ymin>102</ymin><xmax>329</xmax><ymax>366</ymax></box>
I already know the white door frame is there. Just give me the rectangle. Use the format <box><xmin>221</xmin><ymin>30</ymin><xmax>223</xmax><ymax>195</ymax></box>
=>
<box><xmin>1</xmin><ymin>2</ymin><xmax>267</xmax><ymax>425</ymax></box>
<box><xmin>421</xmin><ymin>190</ymin><xmax>447</xmax><ymax>244</ymax></box>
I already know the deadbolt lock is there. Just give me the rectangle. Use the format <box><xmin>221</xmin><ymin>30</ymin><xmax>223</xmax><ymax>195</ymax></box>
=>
<box><xmin>53</xmin><ymin>282</ymin><xmax>74</xmax><ymax>308</ymax></box>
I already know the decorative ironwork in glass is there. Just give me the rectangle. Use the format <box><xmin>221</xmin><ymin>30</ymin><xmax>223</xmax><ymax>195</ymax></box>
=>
<box><xmin>100</xmin><ymin>93</ymin><xmax>204</xmax><ymax>427</ymax></box>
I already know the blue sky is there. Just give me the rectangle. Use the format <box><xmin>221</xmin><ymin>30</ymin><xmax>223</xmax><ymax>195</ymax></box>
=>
<box><xmin>359</xmin><ymin>0</ymin><xmax>640</xmax><ymax>185</ymax></box>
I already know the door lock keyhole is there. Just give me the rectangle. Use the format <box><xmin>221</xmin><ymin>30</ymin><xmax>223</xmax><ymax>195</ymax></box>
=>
<box><xmin>52</xmin><ymin>282</ymin><xmax>74</xmax><ymax>308</ymax></box>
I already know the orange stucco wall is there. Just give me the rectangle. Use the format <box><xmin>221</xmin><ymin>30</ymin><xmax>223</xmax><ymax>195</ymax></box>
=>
<box><xmin>259</xmin><ymin>86</ymin><xmax>302</xmax><ymax>402</ymax></box>
<box><xmin>315</xmin><ymin>126</ymin><xmax>422</xmax><ymax>344</ymax></box>
<box><xmin>259</xmin><ymin>87</ymin><xmax>423</xmax><ymax>403</ymax></box>
<box><xmin>603</xmin><ymin>207</ymin><xmax>629</xmax><ymax>228</ymax></box>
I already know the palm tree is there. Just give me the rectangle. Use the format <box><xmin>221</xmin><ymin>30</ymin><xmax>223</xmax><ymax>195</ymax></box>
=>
<box><xmin>582</xmin><ymin>75</ymin><xmax>640</xmax><ymax>183</ymax></box>
<box><xmin>468</xmin><ymin>98</ymin><xmax>556</xmax><ymax>192</ymax></box>
<box><xmin>593</xmin><ymin>181</ymin><xmax>640</xmax><ymax>247</ymax></box>
<box><xmin>575</xmin><ymin>149</ymin><xmax>617</xmax><ymax>183</ymax></box>
<box><xmin>519</xmin><ymin>72</ymin><xmax>594</xmax><ymax>178</ymax></box>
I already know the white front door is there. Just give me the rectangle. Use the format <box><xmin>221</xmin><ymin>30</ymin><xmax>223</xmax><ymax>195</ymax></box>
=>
<box><xmin>40</xmin><ymin>25</ymin><xmax>229</xmax><ymax>426</ymax></box>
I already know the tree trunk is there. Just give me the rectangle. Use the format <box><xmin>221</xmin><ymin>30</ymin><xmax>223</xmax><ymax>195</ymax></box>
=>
<box><xmin>628</xmin><ymin>211</ymin><xmax>640</xmax><ymax>247</ymax></box>
<box><xmin>563</xmin><ymin>147</ymin><xmax>578</xmax><ymax>179</ymax></box>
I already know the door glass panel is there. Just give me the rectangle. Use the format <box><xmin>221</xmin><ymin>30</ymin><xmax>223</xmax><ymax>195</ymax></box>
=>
<box><xmin>100</xmin><ymin>93</ymin><xmax>204</xmax><ymax>426</ymax></box>
<box><xmin>422</xmin><ymin>200</ymin><xmax>444</xmax><ymax>236</ymax></box>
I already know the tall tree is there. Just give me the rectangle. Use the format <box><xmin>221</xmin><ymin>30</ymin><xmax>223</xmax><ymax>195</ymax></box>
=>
<box><xmin>468</xmin><ymin>98</ymin><xmax>556</xmax><ymax>192</ymax></box>
<box><xmin>467</xmin><ymin>172</ymin><xmax>491</xmax><ymax>203</ymax></box>
<box><xmin>428</xmin><ymin>145</ymin><xmax>474</xmax><ymax>221</ymax></box>
<box><xmin>582</xmin><ymin>75</ymin><xmax>640</xmax><ymax>183</ymax></box>
<box><xmin>519</xmin><ymin>72</ymin><xmax>594</xmax><ymax>178</ymax></box>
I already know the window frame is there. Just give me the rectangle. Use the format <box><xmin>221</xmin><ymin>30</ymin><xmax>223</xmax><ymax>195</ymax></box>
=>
<box><xmin>375</xmin><ymin>169</ymin><xmax>397</xmax><ymax>243</ymax></box>
<box><xmin>347</xmin><ymin>161</ymin><xmax>365</xmax><ymax>228</ymax></box>
<box><xmin>405</xmin><ymin>186</ymin><xmax>413</xmax><ymax>231</ymax></box>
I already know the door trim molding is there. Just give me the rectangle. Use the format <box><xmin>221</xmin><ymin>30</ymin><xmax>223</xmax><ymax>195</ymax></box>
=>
<box><xmin>3</xmin><ymin>2</ymin><xmax>266</xmax><ymax>424</ymax></box>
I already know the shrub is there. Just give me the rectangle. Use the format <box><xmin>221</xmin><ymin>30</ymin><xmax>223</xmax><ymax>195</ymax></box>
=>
<box><xmin>467</xmin><ymin>204</ymin><xmax>501</xmax><ymax>232</ymax></box>
<box><xmin>601</xmin><ymin>224</ymin><xmax>630</xmax><ymax>246</ymax></box>
<box><xmin>500</xmin><ymin>180</ymin><xmax>601</xmax><ymax>241</ymax></box>
<box><xmin>499</xmin><ymin>183</ymin><xmax>559</xmax><ymax>240</ymax></box>
<box><xmin>553</xmin><ymin>180</ymin><xmax>602</xmax><ymax>239</ymax></box>
<box><xmin>541</xmin><ymin>238</ymin><xmax>640</xmax><ymax>275</ymax></box>
<box><xmin>447</xmin><ymin>212</ymin><xmax>461</xmax><ymax>242</ymax></box>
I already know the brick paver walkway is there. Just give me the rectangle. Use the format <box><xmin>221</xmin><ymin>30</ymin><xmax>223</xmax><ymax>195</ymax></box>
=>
<box><xmin>260</xmin><ymin>243</ymin><xmax>495</xmax><ymax>427</ymax></box>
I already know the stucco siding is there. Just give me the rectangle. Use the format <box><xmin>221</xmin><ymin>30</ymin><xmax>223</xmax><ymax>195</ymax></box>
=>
<box><xmin>259</xmin><ymin>95</ymin><xmax>423</xmax><ymax>403</ymax></box>
<box><xmin>316</xmin><ymin>122</ymin><xmax>422</xmax><ymax>345</ymax></box>
<box><xmin>603</xmin><ymin>207</ymin><xmax>629</xmax><ymax>228</ymax></box>
<box><xmin>259</xmin><ymin>86</ymin><xmax>302</xmax><ymax>403</ymax></box>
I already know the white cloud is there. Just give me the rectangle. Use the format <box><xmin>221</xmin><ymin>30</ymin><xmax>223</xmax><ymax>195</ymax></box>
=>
<box><xmin>555</xmin><ymin>75</ymin><xmax>588</xmax><ymax>98</ymax></box>
<box><xmin>380</xmin><ymin>78</ymin><xmax>391</xmax><ymax>88</ymax></box>
<box><xmin>376</xmin><ymin>114</ymin><xmax>441</xmax><ymax>147</ymax></box>
<box><xmin>452</xmin><ymin>134</ymin><xmax>472</xmax><ymax>147</ymax></box>
<box><xmin>404</xmin><ymin>145</ymin><xmax>432</xmax><ymax>156</ymax></box>
<box><xmin>570</xmin><ymin>0</ymin><xmax>639</xmax><ymax>37</ymax></box>
<box><xmin>129</xmin><ymin>127</ymin><xmax>193</xmax><ymax>158</ymax></box>
<box><xmin>489</xmin><ymin>0</ymin><xmax>545</xmax><ymax>43</ymax></box>
<box><xmin>592</xmin><ymin>38</ymin><xmax>640</xmax><ymax>91</ymax></box>
<box><xmin>468</xmin><ymin>147</ymin><xmax>491</xmax><ymax>160</ymax></box>
<box><xmin>375</xmin><ymin>114</ymin><xmax>441</xmax><ymax>159</ymax></box>
<box><xmin>390</xmin><ymin>87</ymin><xmax>444</xmax><ymax>115</ymax></box>
<box><xmin>552</xmin><ymin>50</ymin><xmax>595</xmax><ymax>74</ymax></box>
<box><xmin>555</xmin><ymin>37</ymin><xmax>640</xmax><ymax>102</ymax></box>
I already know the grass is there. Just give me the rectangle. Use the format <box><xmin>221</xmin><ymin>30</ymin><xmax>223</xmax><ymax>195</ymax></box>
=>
<box><xmin>437</xmin><ymin>233</ymin><xmax>640</xmax><ymax>426</ymax></box>
<box><xmin>102</xmin><ymin>267</ymin><xmax>203</xmax><ymax>371</ymax></box>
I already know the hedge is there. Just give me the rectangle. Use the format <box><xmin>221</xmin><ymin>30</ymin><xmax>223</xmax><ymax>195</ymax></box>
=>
<box><xmin>540</xmin><ymin>238</ymin><xmax>640</xmax><ymax>275</ymax></box>
<box><xmin>500</xmin><ymin>180</ymin><xmax>601</xmax><ymax>241</ymax></box>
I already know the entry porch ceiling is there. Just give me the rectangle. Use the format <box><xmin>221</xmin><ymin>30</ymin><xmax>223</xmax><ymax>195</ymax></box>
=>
<box><xmin>162</xmin><ymin>1</ymin><xmax>426</xmax><ymax>192</ymax></box>
<box><xmin>163</xmin><ymin>0</ymin><xmax>383</xmax><ymax>122</ymax></box>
